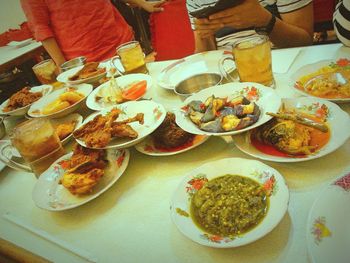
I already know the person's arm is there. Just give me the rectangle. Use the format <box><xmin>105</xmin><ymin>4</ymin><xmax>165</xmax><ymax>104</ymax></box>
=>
<box><xmin>193</xmin><ymin>31</ymin><xmax>217</xmax><ymax>53</ymax></box>
<box><xmin>333</xmin><ymin>0</ymin><xmax>350</xmax><ymax>46</ymax></box>
<box><xmin>20</xmin><ymin>0</ymin><xmax>66</xmax><ymax>66</ymax></box>
<box><xmin>193</xmin><ymin>0</ymin><xmax>313</xmax><ymax>49</ymax></box>
<box><xmin>124</xmin><ymin>0</ymin><xmax>166</xmax><ymax>12</ymax></box>
<box><xmin>41</xmin><ymin>38</ymin><xmax>66</xmax><ymax>67</ymax></box>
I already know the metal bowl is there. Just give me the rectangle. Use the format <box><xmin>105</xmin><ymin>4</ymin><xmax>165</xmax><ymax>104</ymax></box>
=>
<box><xmin>60</xmin><ymin>56</ymin><xmax>86</xmax><ymax>72</ymax></box>
<box><xmin>174</xmin><ymin>73</ymin><xmax>222</xmax><ymax>99</ymax></box>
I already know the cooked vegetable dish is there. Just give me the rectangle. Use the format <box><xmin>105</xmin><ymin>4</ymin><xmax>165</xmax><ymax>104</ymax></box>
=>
<box><xmin>191</xmin><ymin>174</ymin><xmax>268</xmax><ymax>237</ymax></box>
<box><xmin>183</xmin><ymin>95</ymin><xmax>260</xmax><ymax>133</ymax></box>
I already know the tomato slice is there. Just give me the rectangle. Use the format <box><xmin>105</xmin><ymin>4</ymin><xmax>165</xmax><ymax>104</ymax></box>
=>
<box><xmin>122</xmin><ymin>80</ymin><xmax>147</xmax><ymax>100</ymax></box>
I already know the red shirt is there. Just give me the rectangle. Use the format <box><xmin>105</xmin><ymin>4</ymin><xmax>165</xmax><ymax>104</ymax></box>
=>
<box><xmin>21</xmin><ymin>0</ymin><xmax>134</xmax><ymax>62</ymax></box>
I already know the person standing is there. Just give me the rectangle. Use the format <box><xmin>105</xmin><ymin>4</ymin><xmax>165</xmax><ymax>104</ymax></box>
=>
<box><xmin>21</xmin><ymin>0</ymin><xmax>163</xmax><ymax>67</ymax></box>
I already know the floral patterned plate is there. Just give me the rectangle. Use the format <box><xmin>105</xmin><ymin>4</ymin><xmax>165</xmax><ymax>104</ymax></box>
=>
<box><xmin>134</xmin><ymin>134</ymin><xmax>209</xmax><ymax>156</ymax></box>
<box><xmin>74</xmin><ymin>100</ymin><xmax>166</xmax><ymax>149</ymax></box>
<box><xmin>233</xmin><ymin>97</ymin><xmax>350</xmax><ymax>162</ymax></box>
<box><xmin>306</xmin><ymin>167</ymin><xmax>350</xmax><ymax>263</ymax></box>
<box><xmin>32</xmin><ymin>148</ymin><xmax>130</xmax><ymax>211</ymax></box>
<box><xmin>157</xmin><ymin>50</ymin><xmax>234</xmax><ymax>90</ymax></box>
<box><xmin>290</xmin><ymin>58</ymin><xmax>350</xmax><ymax>103</ymax></box>
<box><xmin>174</xmin><ymin>82</ymin><xmax>281</xmax><ymax>136</ymax></box>
<box><xmin>170</xmin><ymin>158</ymin><xmax>289</xmax><ymax>248</ymax></box>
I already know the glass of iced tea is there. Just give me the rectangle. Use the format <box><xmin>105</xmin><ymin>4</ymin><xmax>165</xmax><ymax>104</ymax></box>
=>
<box><xmin>112</xmin><ymin>41</ymin><xmax>148</xmax><ymax>74</ymax></box>
<box><xmin>233</xmin><ymin>35</ymin><xmax>274</xmax><ymax>87</ymax></box>
<box><xmin>32</xmin><ymin>59</ymin><xmax>58</xmax><ymax>84</ymax></box>
<box><xmin>9</xmin><ymin>118</ymin><xmax>65</xmax><ymax>177</ymax></box>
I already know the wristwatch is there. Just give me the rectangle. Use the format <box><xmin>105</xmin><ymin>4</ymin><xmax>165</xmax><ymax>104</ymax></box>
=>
<box><xmin>255</xmin><ymin>14</ymin><xmax>276</xmax><ymax>35</ymax></box>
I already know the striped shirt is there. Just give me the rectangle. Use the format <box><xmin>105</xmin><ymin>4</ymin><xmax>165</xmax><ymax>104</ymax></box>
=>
<box><xmin>334</xmin><ymin>0</ymin><xmax>350</xmax><ymax>46</ymax></box>
<box><xmin>186</xmin><ymin>0</ymin><xmax>312</xmax><ymax>49</ymax></box>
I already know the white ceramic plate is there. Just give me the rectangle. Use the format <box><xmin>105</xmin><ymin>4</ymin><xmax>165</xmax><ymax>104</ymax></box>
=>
<box><xmin>50</xmin><ymin>113</ymin><xmax>83</xmax><ymax>145</ymax></box>
<box><xmin>74</xmin><ymin>100</ymin><xmax>166</xmax><ymax>149</ymax></box>
<box><xmin>174</xmin><ymin>82</ymin><xmax>281</xmax><ymax>136</ymax></box>
<box><xmin>170</xmin><ymin>157</ymin><xmax>289</xmax><ymax>248</ymax></box>
<box><xmin>57</xmin><ymin>65</ymin><xmax>107</xmax><ymax>85</ymax></box>
<box><xmin>233</xmin><ymin>97</ymin><xmax>350</xmax><ymax>162</ymax></box>
<box><xmin>86</xmin><ymin>73</ymin><xmax>152</xmax><ymax>111</ymax></box>
<box><xmin>290</xmin><ymin>59</ymin><xmax>350</xmax><ymax>103</ymax></box>
<box><xmin>28</xmin><ymin>84</ymin><xmax>92</xmax><ymax>118</ymax></box>
<box><xmin>134</xmin><ymin>134</ymin><xmax>209</xmax><ymax>156</ymax></box>
<box><xmin>157</xmin><ymin>50</ymin><xmax>235</xmax><ymax>90</ymax></box>
<box><xmin>0</xmin><ymin>85</ymin><xmax>52</xmax><ymax>116</ymax></box>
<box><xmin>32</xmin><ymin>148</ymin><xmax>130</xmax><ymax>211</ymax></box>
<box><xmin>307</xmin><ymin>168</ymin><xmax>350</xmax><ymax>263</ymax></box>
<box><xmin>7</xmin><ymin>38</ymin><xmax>33</xmax><ymax>48</ymax></box>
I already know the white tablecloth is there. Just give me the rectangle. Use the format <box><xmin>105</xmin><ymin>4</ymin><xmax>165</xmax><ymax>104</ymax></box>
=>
<box><xmin>0</xmin><ymin>43</ymin><xmax>349</xmax><ymax>263</ymax></box>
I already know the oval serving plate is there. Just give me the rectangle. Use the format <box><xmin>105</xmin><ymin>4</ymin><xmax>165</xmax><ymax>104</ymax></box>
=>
<box><xmin>28</xmin><ymin>84</ymin><xmax>92</xmax><ymax>119</ymax></box>
<box><xmin>0</xmin><ymin>85</ymin><xmax>52</xmax><ymax>116</ymax></box>
<box><xmin>74</xmin><ymin>100</ymin><xmax>166</xmax><ymax>149</ymax></box>
<box><xmin>32</xmin><ymin>148</ymin><xmax>130</xmax><ymax>211</ymax></box>
<box><xmin>233</xmin><ymin>97</ymin><xmax>350</xmax><ymax>162</ymax></box>
<box><xmin>86</xmin><ymin>73</ymin><xmax>152</xmax><ymax>111</ymax></box>
<box><xmin>306</xmin><ymin>167</ymin><xmax>350</xmax><ymax>263</ymax></box>
<box><xmin>57</xmin><ymin>65</ymin><xmax>107</xmax><ymax>85</ymax></box>
<box><xmin>174</xmin><ymin>82</ymin><xmax>281</xmax><ymax>136</ymax></box>
<box><xmin>170</xmin><ymin>157</ymin><xmax>289</xmax><ymax>248</ymax></box>
<box><xmin>157</xmin><ymin>50</ymin><xmax>234</xmax><ymax>90</ymax></box>
<box><xmin>134</xmin><ymin>134</ymin><xmax>209</xmax><ymax>156</ymax></box>
<box><xmin>290</xmin><ymin>58</ymin><xmax>350</xmax><ymax>103</ymax></box>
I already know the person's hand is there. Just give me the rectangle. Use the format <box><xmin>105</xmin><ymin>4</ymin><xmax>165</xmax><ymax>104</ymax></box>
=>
<box><xmin>194</xmin><ymin>0</ymin><xmax>271</xmax><ymax>37</ymax></box>
<box><xmin>139</xmin><ymin>0</ymin><xmax>166</xmax><ymax>13</ymax></box>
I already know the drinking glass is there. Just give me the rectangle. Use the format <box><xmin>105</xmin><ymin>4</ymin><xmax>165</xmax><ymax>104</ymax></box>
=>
<box><xmin>219</xmin><ymin>35</ymin><xmax>274</xmax><ymax>87</ymax></box>
<box><xmin>233</xmin><ymin>35</ymin><xmax>274</xmax><ymax>87</ymax></box>
<box><xmin>32</xmin><ymin>59</ymin><xmax>58</xmax><ymax>84</ymax></box>
<box><xmin>111</xmin><ymin>41</ymin><xmax>148</xmax><ymax>74</ymax></box>
<box><xmin>7</xmin><ymin>118</ymin><xmax>65</xmax><ymax>177</ymax></box>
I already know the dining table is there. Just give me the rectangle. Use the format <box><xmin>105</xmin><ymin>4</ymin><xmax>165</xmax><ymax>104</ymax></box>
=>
<box><xmin>0</xmin><ymin>41</ymin><xmax>43</xmax><ymax>73</ymax></box>
<box><xmin>0</xmin><ymin>42</ymin><xmax>349</xmax><ymax>263</ymax></box>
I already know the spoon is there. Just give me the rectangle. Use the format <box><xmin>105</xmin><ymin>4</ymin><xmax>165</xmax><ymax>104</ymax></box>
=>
<box><xmin>304</xmin><ymin>72</ymin><xmax>348</xmax><ymax>90</ymax></box>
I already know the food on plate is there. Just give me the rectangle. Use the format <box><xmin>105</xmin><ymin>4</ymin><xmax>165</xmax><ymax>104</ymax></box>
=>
<box><xmin>42</xmin><ymin>90</ymin><xmax>84</xmax><ymax>115</ymax></box>
<box><xmin>151</xmin><ymin>112</ymin><xmax>195</xmax><ymax>149</ymax></box>
<box><xmin>55</xmin><ymin>120</ymin><xmax>77</xmax><ymax>140</ymax></box>
<box><xmin>251</xmin><ymin>104</ymin><xmax>330</xmax><ymax>156</ymax></box>
<box><xmin>95</xmin><ymin>79</ymin><xmax>147</xmax><ymax>104</ymax></box>
<box><xmin>3</xmin><ymin>87</ymin><xmax>42</xmax><ymax>112</ymax></box>
<box><xmin>191</xmin><ymin>174</ymin><xmax>268</xmax><ymax>237</ymax></box>
<box><xmin>59</xmin><ymin>144</ymin><xmax>108</xmax><ymax>195</ymax></box>
<box><xmin>295</xmin><ymin>58</ymin><xmax>350</xmax><ymax>99</ymax></box>
<box><xmin>183</xmin><ymin>94</ymin><xmax>260</xmax><ymax>132</ymax></box>
<box><xmin>96</xmin><ymin>74</ymin><xmax>123</xmax><ymax>104</ymax></box>
<box><xmin>73</xmin><ymin>108</ymin><xmax>144</xmax><ymax>148</ymax></box>
<box><xmin>121</xmin><ymin>80</ymin><xmax>147</xmax><ymax>100</ymax></box>
<box><xmin>68</xmin><ymin>62</ymin><xmax>106</xmax><ymax>81</ymax></box>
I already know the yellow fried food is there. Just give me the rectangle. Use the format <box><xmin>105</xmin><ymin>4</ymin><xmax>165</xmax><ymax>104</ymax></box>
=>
<box><xmin>59</xmin><ymin>91</ymin><xmax>84</xmax><ymax>104</ymax></box>
<box><xmin>60</xmin><ymin>168</ymin><xmax>104</xmax><ymax>195</ymax></box>
<box><xmin>42</xmin><ymin>100</ymin><xmax>70</xmax><ymax>115</ymax></box>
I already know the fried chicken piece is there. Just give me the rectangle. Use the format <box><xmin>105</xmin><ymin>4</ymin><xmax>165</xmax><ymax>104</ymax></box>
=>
<box><xmin>69</xmin><ymin>62</ymin><xmax>106</xmax><ymax>81</ymax></box>
<box><xmin>111</xmin><ymin>113</ymin><xmax>144</xmax><ymax>138</ymax></box>
<box><xmin>73</xmin><ymin>108</ymin><xmax>121</xmax><ymax>148</ymax></box>
<box><xmin>4</xmin><ymin>87</ymin><xmax>42</xmax><ymax>112</ymax></box>
<box><xmin>60</xmin><ymin>145</ymin><xmax>107</xmax><ymax>195</ymax></box>
<box><xmin>111</xmin><ymin>123</ymin><xmax>138</xmax><ymax>138</ymax></box>
<box><xmin>55</xmin><ymin>120</ymin><xmax>77</xmax><ymax>140</ymax></box>
<box><xmin>60</xmin><ymin>168</ymin><xmax>105</xmax><ymax>195</ymax></box>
